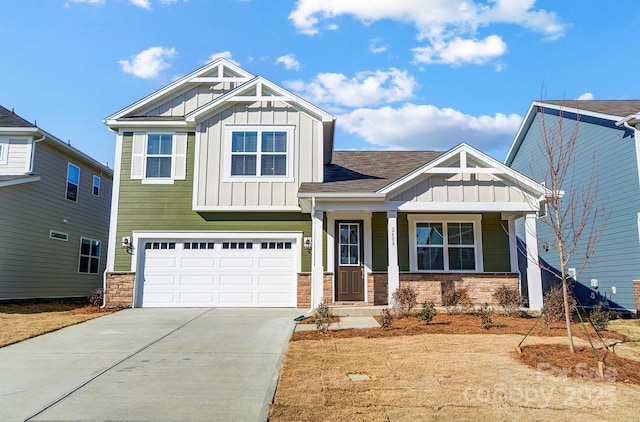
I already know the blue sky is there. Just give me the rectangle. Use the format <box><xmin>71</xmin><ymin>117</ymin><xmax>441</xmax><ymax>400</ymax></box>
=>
<box><xmin>1</xmin><ymin>0</ymin><xmax>639</xmax><ymax>168</ymax></box>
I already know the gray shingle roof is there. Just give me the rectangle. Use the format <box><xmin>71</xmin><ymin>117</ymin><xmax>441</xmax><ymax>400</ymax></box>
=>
<box><xmin>299</xmin><ymin>150</ymin><xmax>443</xmax><ymax>194</ymax></box>
<box><xmin>0</xmin><ymin>105</ymin><xmax>36</xmax><ymax>128</ymax></box>
<box><xmin>540</xmin><ymin>100</ymin><xmax>640</xmax><ymax>118</ymax></box>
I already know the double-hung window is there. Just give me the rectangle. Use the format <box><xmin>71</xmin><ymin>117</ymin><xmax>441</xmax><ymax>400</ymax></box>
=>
<box><xmin>410</xmin><ymin>215</ymin><xmax>482</xmax><ymax>272</ymax></box>
<box><xmin>0</xmin><ymin>139</ymin><xmax>6</xmax><ymax>165</ymax></box>
<box><xmin>78</xmin><ymin>238</ymin><xmax>100</xmax><ymax>274</ymax></box>
<box><xmin>66</xmin><ymin>163</ymin><xmax>80</xmax><ymax>202</ymax></box>
<box><xmin>92</xmin><ymin>175</ymin><xmax>101</xmax><ymax>196</ymax></box>
<box><xmin>146</xmin><ymin>134</ymin><xmax>173</xmax><ymax>178</ymax></box>
<box><xmin>227</xmin><ymin>127</ymin><xmax>292</xmax><ymax>179</ymax></box>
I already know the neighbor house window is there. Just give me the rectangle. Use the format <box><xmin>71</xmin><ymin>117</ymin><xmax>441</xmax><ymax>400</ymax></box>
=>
<box><xmin>146</xmin><ymin>134</ymin><xmax>173</xmax><ymax>178</ymax></box>
<box><xmin>92</xmin><ymin>175</ymin><xmax>100</xmax><ymax>196</ymax></box>
<box><xmin>227</xmin><ymin>127</ymin><xmax>292</xmax><ymax>179</ymax></box>
<box><xmin>0</xmin><ymin>139</ymin><xmax>6</xmax><ymax>165</ymax></box>
<box><xmin>409</xmin><ymin>215</ymin><xmax>482</xmax><ymax>272</ymax></box>
<box><xmin>78</xmin><ymin>238</ymin><xmax>100</xmax><ymax>274</ymax></box>
<box><xmin>66</xmin><ymin>163</ymin><xmax>80</xmax><ymax>202</ymax></box>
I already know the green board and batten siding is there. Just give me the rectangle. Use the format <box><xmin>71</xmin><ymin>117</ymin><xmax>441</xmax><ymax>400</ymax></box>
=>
<box><xmin>114</xmin><ymin>132</ymin><xmax>313</xmax><ymax>272</ymax></box>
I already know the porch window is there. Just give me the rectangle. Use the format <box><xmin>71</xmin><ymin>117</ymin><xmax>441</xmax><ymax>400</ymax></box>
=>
<box><xmin>409</xmin><ymin>215</ymin><xmax>482</xmax><ymax>272</ymax></box>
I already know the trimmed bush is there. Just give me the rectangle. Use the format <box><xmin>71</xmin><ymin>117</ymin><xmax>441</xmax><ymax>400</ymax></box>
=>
<box><xmin>480</xmin><ymin>303</ymin><xmax>493</xmax><ymax>329</ymax></box>
<box><xmin>314</xmin><ymin>299</ymin><xmax>333</xmax><ymax>333</ymax></box>
<box><xmin>542</xmin><ymin>285</ymin><xmax>576</xmax><ymax>329</ymax></box>
<box><xmin>380</xmin><ymin>308</ymin><xmax>393</xmax><ymax>330</ymax></box>
<box><xmin>589</xmin><ymin>303</ymin><xmax>611</xmax><ymax>331</ymax></box>
<box><xmin>87</xmin><ymin>288</ymin><xmax>103</xmax><ymax>307</ymax></box>
<box><xmin>392</xmin><ymin>286</ymin><xmax>418</xmax><ymax>317</ymax></box>
<box><xmin>416</xmin><ymin>301</ymin><xmax>437</xmax><ymax>324</ymax></box>
<box><xmin>492</xmin><ymin>286</ymin><xmax>525</xmax><ymax>316</ymax></box>
<box><xmin>442</xmin><ymin>286</ymin><xmax>472</xmax><ymax>315</ymax></box>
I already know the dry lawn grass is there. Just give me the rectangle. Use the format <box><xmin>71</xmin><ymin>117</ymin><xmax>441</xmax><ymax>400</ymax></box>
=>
<box><xmin>0</xmin><ymin>302</ymin><xmax>116</xmax><ymax>347</ymax></box>
<box><xmin>271</xmin><ymin>316</ymin><xmax>640</xmax><ymax>421</ymax></box>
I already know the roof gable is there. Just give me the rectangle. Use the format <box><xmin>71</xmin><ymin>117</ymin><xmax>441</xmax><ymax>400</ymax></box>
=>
<box><xmin>380</xmin><ymin>143</ymin><xmax>550</xmax><ymax>200</ymax></box>
<box><xmin>105</xmin><ymin>58</ymin><xmax>254</xmax><ymax>122</ymax></box>
<box><xmin>0</xmin><ymin>105</ymin><xmax>37</xmax><ymax>130</ymax></box>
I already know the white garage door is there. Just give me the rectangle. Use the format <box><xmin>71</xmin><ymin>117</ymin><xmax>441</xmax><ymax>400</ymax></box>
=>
<box><xmin>139</xmin><ymin>239</ymin><xmax>297</xmax><ymax>307</ymax></box>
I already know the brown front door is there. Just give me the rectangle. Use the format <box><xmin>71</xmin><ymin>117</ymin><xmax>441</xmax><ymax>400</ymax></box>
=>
<box><xmin>335</xmin><ymin>221</ymin><xmax>364</xmax><ymax>301</ymax></box>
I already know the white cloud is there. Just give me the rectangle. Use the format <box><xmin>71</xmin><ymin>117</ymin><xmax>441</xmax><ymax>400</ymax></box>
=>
<box><xmin>275</xmin><ymin>54</ymin><xmax>301</xmax><ymax>71</ymax></box>
<box><xmin>118</xmin><ymin>46</ymin><xmax>176</xmax><ymax>79</ymax></box>
<box><xmin>204</xmin><ymin>51</ymin><xmax>239</xmax><ymax>66</ymax></box>
<box><xmin>130</xmin><ymin>0</ymin><xmax>151</xmax><ymax>9</ymax></box>
<box><xmin>289</xmin><ymin>0</ymin><xmax>565</xmax><ymax>66</ymax></box>
<box><xmin>369</xmin><ymin>37</ymin><xmax>388</xmax><ymax>54</ymax></box>
<box><xmin>338</xmin><ymin>103</ymin><xmax>522</xmax><ymax>152</ymax></box>
<box><xmin>576</xmin><ymin>92</ymin><xmax>594</xmax><ymax>101</ymax></box>
<box><xmin>413</xmin><ymin>35</ymin><xmax>507</xmax><ymax>65</ymax></box>
<box><xmin>285</xmin><ymin>68</ymin><xmax>417</xmax><ymax>108</ymax></box>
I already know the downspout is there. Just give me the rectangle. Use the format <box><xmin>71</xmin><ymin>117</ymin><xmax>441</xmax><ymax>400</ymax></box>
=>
<box><xmin>28</xmin><ymin>131</ymin><xmax>46</xmax><ymax>174</ymax></box>
<box><xmin>309</xmin><ymin>196</ymin><xmax>316</xmax><ymax>313</ymax></box>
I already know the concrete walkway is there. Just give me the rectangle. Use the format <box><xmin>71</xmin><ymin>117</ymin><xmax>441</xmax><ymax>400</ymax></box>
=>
<box><xmin>0</xmin><ymin>308</ymin><xmax>300</xmax><ymax>422</ymax></box>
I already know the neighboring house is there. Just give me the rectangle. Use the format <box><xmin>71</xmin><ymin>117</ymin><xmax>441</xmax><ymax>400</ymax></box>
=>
<box><xmin>104</xmin><ymin>58</ymin><xmax>550</xmax><ymax>310</ymax></box>
<box><xmin>505</xmin><ymin>100</ymin><xmax>640</xmax><ymax>314</ymax></box>
<box><xmin>0</xmin><ymin>105</ymin><xmax>113</xmax><ymax>300</ymax></box>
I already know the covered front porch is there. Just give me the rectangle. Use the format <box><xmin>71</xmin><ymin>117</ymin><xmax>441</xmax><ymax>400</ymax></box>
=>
<box><xmin>297</xmin><ymin>144</ymin><xmax>552</xmax><ymax>311</ymax></box>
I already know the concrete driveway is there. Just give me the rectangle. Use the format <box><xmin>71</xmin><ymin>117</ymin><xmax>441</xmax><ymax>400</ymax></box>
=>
<box><xmin>0</xmin><ymin>308</ymin><xmax>301</xmax><ymax>422</ymax></box>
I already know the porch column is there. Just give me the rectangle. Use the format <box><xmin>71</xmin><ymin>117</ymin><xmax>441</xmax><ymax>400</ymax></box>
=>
<box><xmin>311</xmin><ymin>209</ymin><xmax>325</xmax><ymax>309</ymax></box>
<box><xmin>387</xmin><ymin>211</ymin><xmax>400</xmax><ymax>304</ymax></box>
<box><xmin>525</xmin><ymin>212</ymin><xmax>543</xmax><ymax>310</ymax></box>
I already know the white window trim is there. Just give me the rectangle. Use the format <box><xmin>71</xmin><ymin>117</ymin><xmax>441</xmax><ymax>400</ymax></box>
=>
<box><xmin>66</xmin><ymin>162</ymin><xmax>80</xmax><ymax>203</ymax></box>
<box><xmin>143</xmin><ymin>132</ymin><xmax>174</xmax><ymax>182</ymax></box>
<box><xmin>78</xmin><ymin>237</ymin><xmax>101</xmax><ymax>274</ymax></box>
<box><xmin>92</xmin><ymin>175</ymin><xmax>100</xmax><ymax>197</ymax></box>
<box><xmin>0</xmin><ymin>138</ymin><xmax>7</xmax><ymax>165</ymax></box>
<box><xmin>222</xmin><ymin>125</ymin><xmax>294</xmax><ymax>182</ymax></box>
<box><xmin>408</xmin><ymin>214</ymin><xmax>483</xmax><ymax>273</ymax></box>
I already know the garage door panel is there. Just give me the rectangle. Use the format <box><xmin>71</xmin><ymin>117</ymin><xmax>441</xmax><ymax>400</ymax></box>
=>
<box><xmin>140</xmin><ymin>238</ymin><xmax>296</xmax><ymax>307</ymax></box>
<box><xmin>179</xmin><ymin>275</ymin><xmax>215</xmax><ymax>285</ymax></box>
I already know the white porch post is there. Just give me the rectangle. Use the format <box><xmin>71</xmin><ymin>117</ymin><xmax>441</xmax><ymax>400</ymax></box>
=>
<box><xmin>387</xmin><ymin>211</ymin><xmax>400</xmax><ymax>305</ymax></box>
<box><xmin>525</xmin><ymin>212</ymin><xmax>543</xmax><ymax>310</ymax></box>
<box><xmin>311</xmin><ymin>209</ymin><xmax>325</xmax><ymax>309</ymax></box>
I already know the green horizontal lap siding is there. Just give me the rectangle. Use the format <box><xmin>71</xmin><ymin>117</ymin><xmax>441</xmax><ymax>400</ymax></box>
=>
<box><xmin>398</xmin><ymin>213</ymin><xmax>410</xmax><ymax>271</ymax></box>
<box><xmin>481</xmin><ymin>213</ymin><xmax>511</xmax><ymax>272</ymax></box>
<box><xmin>371</xmin><ymin>212</ymin><xmax>388</xmax><ymax>271</ymax></box>
<box><xmin>114</xmin><ymin>132</ymin><xmax>311</xmax><ymax>272</ymax></box>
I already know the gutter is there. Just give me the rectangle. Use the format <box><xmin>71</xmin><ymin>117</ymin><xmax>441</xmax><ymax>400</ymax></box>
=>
<box><xmin>27</xmin><ymin>131</ymin><xmax>46</xmax><ymax>173</ymax></box>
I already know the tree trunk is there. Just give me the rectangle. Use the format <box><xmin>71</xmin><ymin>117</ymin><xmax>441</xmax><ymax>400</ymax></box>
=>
<box><xmin>562</xmin><ymin>277</ymin><xmax>575</xmax><ymax>353</ymax></box>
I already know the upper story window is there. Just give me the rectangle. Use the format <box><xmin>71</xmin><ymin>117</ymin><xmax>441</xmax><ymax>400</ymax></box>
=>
<box><xmin>66</xmin><ymin>163</ymin><xmax>80</xmax><ymax>202</ymax></box>
<box><xmin>130</xmin><ymin>132</ymin><xmax>187</xmax><ymax>183</ymax></box>
<box><xmin>146</xmin><ymin>134</ymin><xmax>173</xmax><ymax>178</ymax></box>
<box><xmin>92</xmin><ymin>175</ymin><xmax>101</xmax><ymax>196</ymax></box>
<box><xmin>0</xmin><ymin>139</ymin><xmax>6</xmax><ymax>165</ymax></box>
<box><xmin>408</xmin><ymin>215</ymin><xmax>483</xmax><ymax>272</ymax></box>
<box><xmin>225</xmin><ymin>126</ymin><xmax>293</xmax><ymax>181</ymax></box>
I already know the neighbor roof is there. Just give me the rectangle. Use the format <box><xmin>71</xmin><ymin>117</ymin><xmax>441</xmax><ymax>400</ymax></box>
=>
<box><xmin>539</xmin><ymin>100</ymin><xmax>640</xmax><ymax>118</ymax></box>
<box><xmin>0</xmin><ymin>105</ymin><xmax>37</xmax><ymax>128</ymax></box>
<box><xmin>298</xmin><ymin>151</ymin><xmax>443</xmax><ymax>194</ymax></box>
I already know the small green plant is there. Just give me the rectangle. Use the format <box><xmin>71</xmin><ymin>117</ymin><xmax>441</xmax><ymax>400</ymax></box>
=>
<box><xmin>542</xmin><ymin>285</ymin><xmax>576</xmax><ymax>329</ymax></box>
<box><xmin>589</xmin><ymin>303</ymin><xmax>611</xmax><ymax>331</ymax></box>
<box><xmin>314</xmin><ymin>299</ymin><xmax>333</xmax><ymax>333</ymax></box>
<box><xmin>480</xmin><ymin>303</ymin><xmax>493</xmax><ymax>329</ymax></box>
<box><xmin>492</xmin><ymin>285</ymin><xmax>524</xmax><ymax>316</ymax></box>
<box><xmin>416</xmin><ymin>301</ymin><xmax>436</xmax><ymax>324</ymax></box>
<box><xmin>442</xmin><ymin>286</ymin><xmax>472</xmax><ymax>315</ymax></box>
<box><xmin>380</xmin><ymin>308</ymin><xmax>393</xmax><ymax>330</ymax></box>
<box><xmin>392</xmin><ymin>286</ymin><xmax>418</xmax><ymax>317</ymax></box>
<box><xmin>87</xmin><ymin>288</ymin><xmax>103</xmax><ymax>307</ymax></box>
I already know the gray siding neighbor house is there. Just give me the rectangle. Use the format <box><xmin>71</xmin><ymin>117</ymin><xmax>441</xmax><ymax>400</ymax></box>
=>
<box><xmin>0</xmin><ymin>105</ymin><xmax>113</xmax><ymax>300</ymax></box>
<box><xmin>103</xmin><ymin>58</ymin><xmax>552</xmax><ymax>310</ymax></box>
<box><xmin>505</xmin><ymin>100</ymin><xmax>640</xmax><ymax>313</ymax></box>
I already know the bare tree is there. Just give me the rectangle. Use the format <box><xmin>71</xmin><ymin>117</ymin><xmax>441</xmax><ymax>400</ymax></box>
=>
<box><xmin>518</xmin><ymin>103</ymin><xmax>606</xmax><ymax>353</ymax></box>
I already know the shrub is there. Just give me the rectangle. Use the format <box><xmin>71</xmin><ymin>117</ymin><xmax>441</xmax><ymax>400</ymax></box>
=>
<box><xmin>442</xmin><ymin>286</ymin><xmax>472</xmax><ymax>315</ymax></box>
<box><xmin>314</xmin><ymin>299</ymin><xmax>333</xmax><ymax>333</ymax></box>
<box><xmin>392</xmin><ymin>286</ymin><xmax>418</xmax><ymax>317</ymax></box>
<box><xmin>87</xmin><ymin>288</ymin><xmax>103</xmax><ymax>307</ymax></box>
<box><xmin>480</xmin><ymin>303</ymin><xmax>493</xmax><ymax>329</ymax></box>
<box><xmin>416</xmin><ymin>301</ymin><xmax>437</xmax><ymax>324</ymax></box>
<box><xmin>380</xmin><ymin>308</ymin><xmax>393</xmax><ymax>330</ymax></box>
<box><xmin>589</xmin><ymin>303</ymin><xmax>611</xmax><ymax>331</ymax></box>
<box><xmin>542</xmin><ymin>285</ymin><xmax>576</xmax><ymax>329</ymax></box>
<box><xmin>492</xmin><ymin>286</ymin><xmax>525</xmax><ymax>316</ymax></box>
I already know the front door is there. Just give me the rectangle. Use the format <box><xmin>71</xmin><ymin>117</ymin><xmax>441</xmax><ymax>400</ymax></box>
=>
<box><xmin>335</xmin><ymin>221</ymin><xmax>365</xmax><ymax>301</ymax></box>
